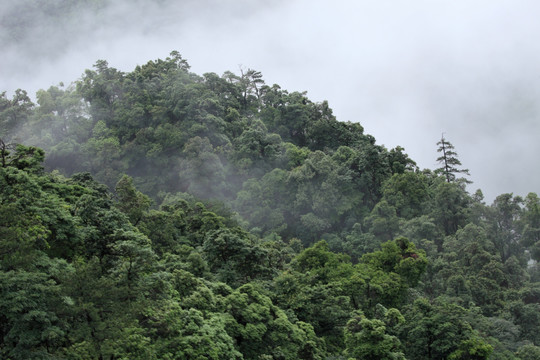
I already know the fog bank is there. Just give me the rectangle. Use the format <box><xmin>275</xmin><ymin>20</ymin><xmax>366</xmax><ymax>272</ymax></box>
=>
<box><xmin>2</xmin><ymin>0</ymin><xmax>540</xmax><ymax>201</ymax></box>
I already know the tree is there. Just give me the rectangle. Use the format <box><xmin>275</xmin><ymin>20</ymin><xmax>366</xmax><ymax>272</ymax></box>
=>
<box><xmin>344</xmin><ymin>310</ymin><xmax>405</xmax><ymax>360</ymax></box>
<box><xmin>381</xmin><ymin>171</ymin><xmax>430</xmax><ymax>219</ymax></box>
<box><xmin>361</xmin><ymin>237</ymin><xmax>428</xmax><ymax>288</ymax></box>
<box><xmin>0</xmin><ymin>89</ymin><xmax>34</xmax><ymax>139</ymax></box>
<box><xmin>448</xmin><ymin>335</ymin><xmax>493</xmax><ymax>359</ymax></box>
<box><xmin>429</xmin><ymin>179</ymin><xmax>470</xmax><ymax>237</ymax></box>
<box><xmin>0</xmin><ymin>143</ymin><xmax>44</xmax><ymax>173</ymax></box>
<box><xmin>435</xmin><ymin>135</ymin><xmax>470</xmax><ymax>183</ymax></box>
<box><xmin>516</xmin><ymin>344</ymin><xmax>540</xmax><ymax>360</ymax></box>
<box><xmin>520</xmin><ymin>193</ymin><xmax>540</xmax><ymax>260</ymax></box>
<box><xmin>486</xmin><ymin>193</ymin><xmax>524</xmax><ymax>262</ymax></box>
<box><xmin>0</xmin><ymin>265</ymin><xmax>68</xmax><ymax>360</ymax></box>
<box><xmin>202</xmin><ymin>228</ymin><xmax>269</xmax><ymax>285</ymax></box>
<box><xmin>115</xmin><ymin>175</ymin><xmax>151</xmax><ymax>226</ymax></box>
<box><xmin>399</xmin><ymin>297</ymin><xmax>492</xmax><ymax>360</ymax></box>
<box><xmin>225</xmin><ymin>283</ymin><xmax>325</xmax><ymax>359</ymax></box>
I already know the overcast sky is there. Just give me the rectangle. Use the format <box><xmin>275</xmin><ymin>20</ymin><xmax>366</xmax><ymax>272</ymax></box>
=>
<box><xmin>2</xmin><ymin>0</ymin><xmax>540</xmax><ymax>202</ymax></box>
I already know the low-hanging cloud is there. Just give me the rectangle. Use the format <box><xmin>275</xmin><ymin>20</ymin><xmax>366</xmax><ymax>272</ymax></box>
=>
<box><xmin>2</xmin><ymin>0</ymin><xmax>540</xmax><ymax>202</ymax></box>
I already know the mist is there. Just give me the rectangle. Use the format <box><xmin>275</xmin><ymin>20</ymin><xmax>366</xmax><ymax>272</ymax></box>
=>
<box><xmin>2</xmin><ymin>0</ymin><xmax>540</xmax><ymax>202</ymax></box>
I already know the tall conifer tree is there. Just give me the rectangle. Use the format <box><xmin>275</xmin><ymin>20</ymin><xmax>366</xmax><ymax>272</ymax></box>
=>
<box><xmin>435</xmin><ymin>135</ymin><xmax>470</xmax><ymax>183</ymax></box>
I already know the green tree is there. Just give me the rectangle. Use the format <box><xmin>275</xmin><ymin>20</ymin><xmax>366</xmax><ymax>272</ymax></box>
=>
<box><xmin>400</xmin><ymin>297</ymin><xmax>492</xmax><ymax>360</ymax></box>
<box><xmin>429</xmin><ymin>179</ymin><xmax>470</xmax><ymax>238</ymax></box>
<box><xmin>521</xmin><ymin>193</ymin><xmax>540</xmax><ymax>260</ymax></box>
<box><xmin>202</xmin><ymin>228</ymin><xmax>269</xmax><ymax>285</ymax></box>
<box><xmin>486</xmin><ymin>193</ymin><xmax>524</xmax><ymax>262</ymax></box>
<box><xmin>448</xmin><ymin>335</ymin><xmax>493</xmax><ymax>359</ymax></box>
<box><xmin>516</xmin><ymin>344</ymin><xmax>540</xmax><ymax>360</ymax></box>
<box><xmin>381</xmin><ymin>171</ymin><xmax>430</xmax><ymax>219</ymax></box>
<box><xmin>435</xmin><ymin>135</ymin><xmax>470</xmax><ymax>183</ymax></box>
<box><xmin>361</xmin><ymin>237</ymin><xmax>428</xmax><ymax>288</ymax></box>
<box><xmin>0</xmin><ymin>263</ymin><xmax>68</xmax><ymax>359</ymax></box>
<box><xmin>115</xmin><ymin>175</ymin><xmax>152</xmax><ymax>226</ymax></box>
<box><xmin>0</xmin><ymin>89</ymin><xmax>34</xmax><ymax>139</ymax></box>
<box><xmin>151</xmin><ymin>305</ymin><xmax>242</xmax><ymax>360</ymax></box>
<box><xmin>344</xmin><ymin>310</ymin><xmax>405</xmax><ymax>360</ymax></box>
<box><xmin>225</xmin><ymin>283</ymin><xmax>325</xmax><ymax>359</ymax></box>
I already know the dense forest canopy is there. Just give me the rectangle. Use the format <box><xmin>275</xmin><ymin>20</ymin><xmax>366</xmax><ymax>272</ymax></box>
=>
<box><xmin>1</xmin><ymin>52</ymin><xmax>540</xmax><ymax>359</ymax></box>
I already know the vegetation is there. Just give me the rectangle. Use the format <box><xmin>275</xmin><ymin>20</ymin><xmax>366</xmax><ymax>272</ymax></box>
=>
<box><xmin>1</xmin><ymin>52</ymin><xmax>539</xmax><ymax>359</ymax></box>
<box><xmin>435</xmin><ymin>135</ymin><xmax>470</xmax><ymax>184</ymax></box>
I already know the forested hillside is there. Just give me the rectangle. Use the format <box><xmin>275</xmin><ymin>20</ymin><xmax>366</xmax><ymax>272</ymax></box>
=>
<box><xmin>1</xmin><ymin>53</ymin><xmax>540</xmax><ymax>359</ymax></box>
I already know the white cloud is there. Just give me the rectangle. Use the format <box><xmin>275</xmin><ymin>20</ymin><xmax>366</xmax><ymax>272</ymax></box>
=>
<box><xmin>2</xmin><ymin>0</ymin><xmax>540</xmax><ymax>201</ymax></box>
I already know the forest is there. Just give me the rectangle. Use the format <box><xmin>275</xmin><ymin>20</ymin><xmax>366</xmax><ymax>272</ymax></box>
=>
<box><xmin>1</xmin><ymin>52</ymin><xmax>540</xmax><ymax>359</ymax></box>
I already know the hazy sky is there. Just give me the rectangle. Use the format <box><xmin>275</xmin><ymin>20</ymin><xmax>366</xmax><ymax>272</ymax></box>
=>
<box><xmin>2</xmin><ymin>0</ymin><xmax>540</xmax><ymax>202</ymax></box>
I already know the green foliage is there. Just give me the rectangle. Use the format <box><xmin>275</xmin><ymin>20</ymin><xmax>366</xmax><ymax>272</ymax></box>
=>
<box><xmin>399</xmin><ymin>297</ymin><xmax>492</xmax><ymax>359</ymax></box>
<box><xmin>435</xmin><ymin>135</ymin><xmax>470</xmax><ymax>183</ymax></box>
<box><xmin>516</xmin><ymin>344</ymin><xmax>540</xmax><ymax>360</ymax></box>
<box><xmin>344</xmin><ymin>310</ymin><xmax>405</xmax><ymax>360</ymax></box>
<box><xmin>362</xmin><ymin>237</ymin><xmax>428</xmax><ymax>288</ymax></box>
<box><xmin>0</xmin><ymin>90</ymin><xmax>33</xmax><ymax>139</ymax></box>
<box><xmin>0</xmin><ymin>264</ymin><xmax>67</xmax><ymax>360</ymax></box>
<box><xmin>448</xmin><ymin>335</ymin><xmax>493</xmax><ymax>359</ymax></box>
<box><xmin>1</xmin><ymin>51</ymin><xmax>540</xmax><ymax>358</ymax></box>
<box><xmin>115</xmin><ymin>174</ymin><xmax>152</xmax><ymax>225</ymax></box>
<box><xmin>225</xmin><ymin>283</ymin><xmax>326</xmax><ymax>359</ymax></box>
<box><xmin>382</xmin><ymin>171</ymin><xmax>429</xmax><ymax>219</ymax></box>
<box><xmin>203</xmin><ymin>228</ymin><xmax>269</xmax><ymax>285</ymax></box>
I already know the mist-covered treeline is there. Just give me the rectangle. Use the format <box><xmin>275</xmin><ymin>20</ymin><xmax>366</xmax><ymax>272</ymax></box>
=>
<box><xmin>4</xmin><ymin>52</ymin><xmax>411</xmax><ymax>244</ymax></box>
<box><xmin>2</xmin><ymin>53</ymin><xmax>540</xmax><ymax>359</ymax></box>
